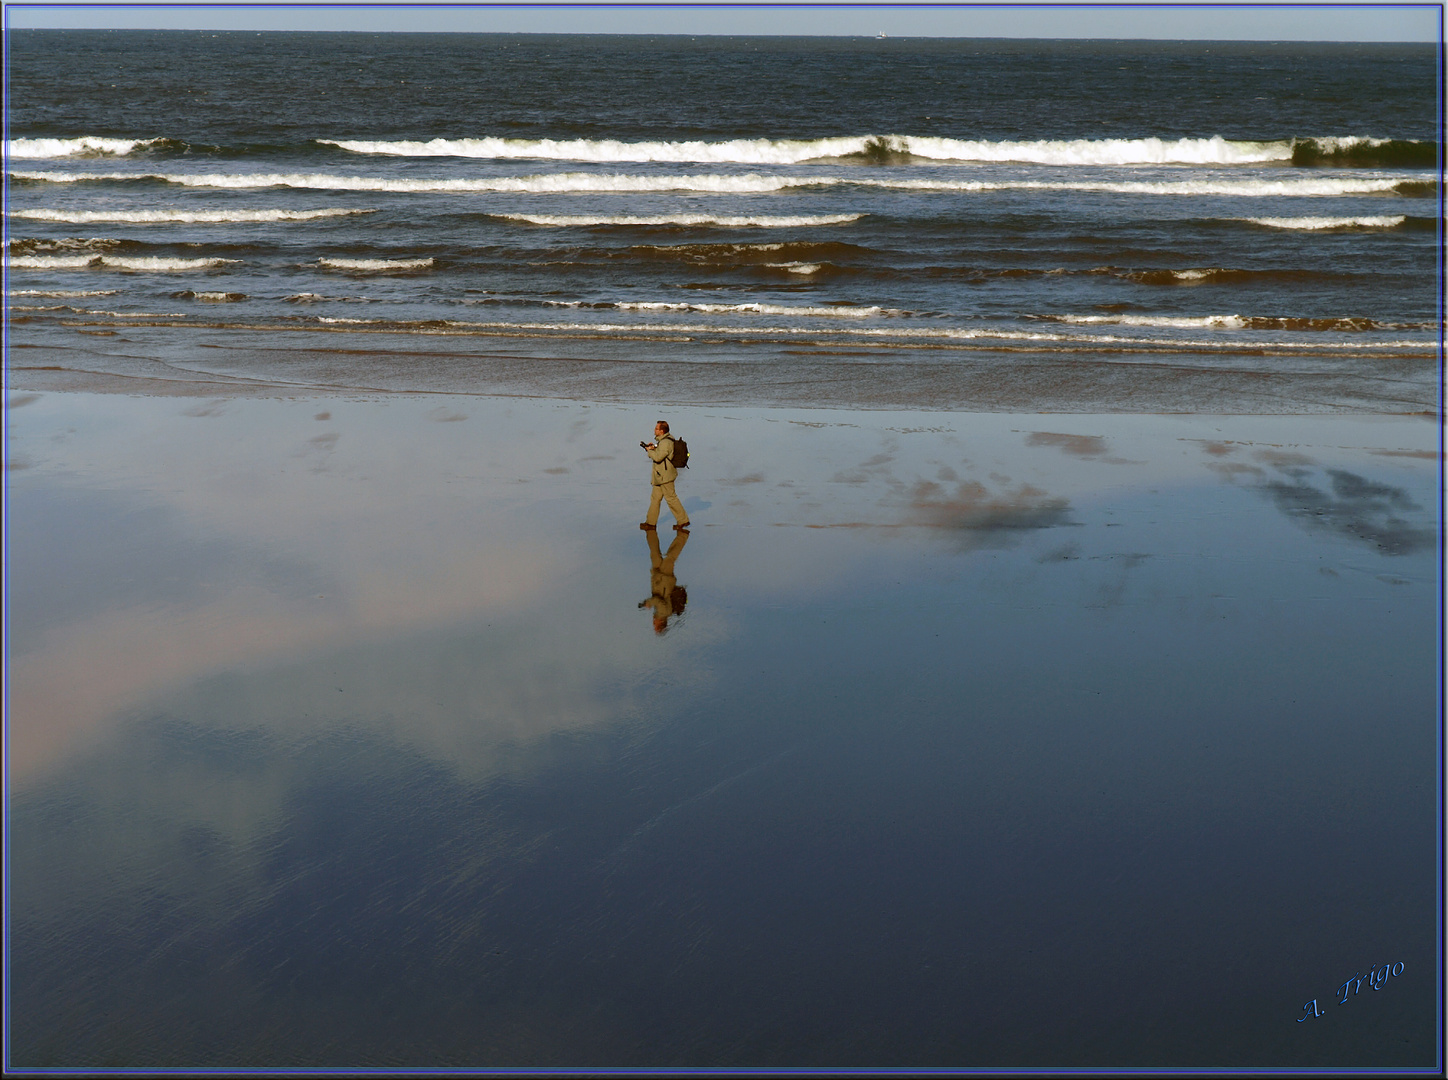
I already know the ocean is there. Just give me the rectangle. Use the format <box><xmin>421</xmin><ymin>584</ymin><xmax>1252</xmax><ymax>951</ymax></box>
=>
<box><xmin>5</xmin><ymin>32</ymin><xmax>1442</xmax><ymax>410</ymax></box>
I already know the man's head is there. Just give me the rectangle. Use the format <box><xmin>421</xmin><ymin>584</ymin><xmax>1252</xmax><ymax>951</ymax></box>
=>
<box><xmin>655</xmin><ymin>420</ymin><xmax>669</xmax><ymax>439</ymax></box>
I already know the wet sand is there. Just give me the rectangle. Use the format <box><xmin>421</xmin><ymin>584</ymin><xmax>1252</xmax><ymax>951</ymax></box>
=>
<box><xmin>10</xmin><ymin>321</ymin><xmax>1439</xmax><ymax>413</ymax></box>
<box><xmin>5</xmin><ymin>388</ymin><xmax>1441</xmax><ymax>1067</ymax></box>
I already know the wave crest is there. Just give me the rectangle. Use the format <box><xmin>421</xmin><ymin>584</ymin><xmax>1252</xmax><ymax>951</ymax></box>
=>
<box><xmin>7</xmin><ymin>254</ymin><xmax>240</xmax><ymax>271</ymax></box>
<box><xmin>1241</xmin><ymin>215</ymin><xmax>1407</xmax><ymax>230</ymax></box>
<box><xmin>318</xmin><ymin>257</ymin><xmax>435</xmax><ymax>272</ymax></box>
<box><xmin>6</xmin><ymin>136</ymin><xmax>168</xmax><ymax>158</ymax></box>
<box><xmin>10</xmin><ymin>169</ymin><xmax>1418</xmax><ymax>200</ymax></box>
<box><xmin>495</xmin><ymin>213</ymin><xmax>863</xmax><ymax>228</ymax></box>
<box><xmin>319</xmin><ymin>133</ymin><xmax>1299</xmax><ymax>166</ymax></box>
<box><xmin>12</xmin><ymin>207</ymin><xmax>374</xmax><ymax>223</ymax></box>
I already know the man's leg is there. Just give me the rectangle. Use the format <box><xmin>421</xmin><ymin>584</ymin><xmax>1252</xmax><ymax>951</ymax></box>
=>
<box><xmin>644</xmin><ymin>484</ymin><xmax>665</xmax><ymax>526</ymax></box>
<box><xmin>661</xmin><ymin>482</ymin><xmax>690</xmax><ymax>527</ymax></box>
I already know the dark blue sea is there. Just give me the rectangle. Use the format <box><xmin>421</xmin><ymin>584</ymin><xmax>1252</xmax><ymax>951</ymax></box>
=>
<box><xmin>5</xmin><ymin>31</ymin><xmax>1442</xmax><ymax>409</ymax></box>
<box><xmin>4</xmin><ymin>32</ymin><xmax>1444</xmax><ymax>1072</ymax></box>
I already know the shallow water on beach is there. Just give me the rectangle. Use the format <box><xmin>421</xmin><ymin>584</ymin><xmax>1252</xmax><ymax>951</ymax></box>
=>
<box><xmin>6</xmin><ymin>390</ymin><xmax>1440</xmax><ymax>1067</ymax></box>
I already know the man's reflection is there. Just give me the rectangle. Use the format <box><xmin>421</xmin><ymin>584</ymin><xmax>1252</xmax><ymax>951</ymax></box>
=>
<box><xmin>639</xmin><ymin>529</ymin><xmax>689</xmax><ymax>634</ymax></box>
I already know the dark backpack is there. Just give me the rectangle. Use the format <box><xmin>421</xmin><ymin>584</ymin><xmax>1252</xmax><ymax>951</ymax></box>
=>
<box><xmin>669</xmin><ymin>436</ymin><xmax>689</xmax><ymax>469</ymax></box>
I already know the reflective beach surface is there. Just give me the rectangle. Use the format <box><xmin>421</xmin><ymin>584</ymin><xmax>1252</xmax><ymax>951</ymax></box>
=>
<box><xmin>6</xmin><ymin>390</ymin><xmax>1439</xmax><ymax>1067</ymax></box>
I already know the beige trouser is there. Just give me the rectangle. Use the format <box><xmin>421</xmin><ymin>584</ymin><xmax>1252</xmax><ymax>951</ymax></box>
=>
<box><xmin>646</xmin><ymin>481</ymin><xmax>689</xmax><ymax>527</ymax></box>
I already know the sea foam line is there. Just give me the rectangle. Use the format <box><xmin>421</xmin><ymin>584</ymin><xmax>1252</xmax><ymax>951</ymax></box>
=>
<box><xmin>11</xmin><ymin>207</ymin><xmax>375</xmax><ymax>223</ymax></box>
<box><xmin>6</xmin><ymin>136</ymin><xmax>166</xmax><ymax>158</ymax></box>
<box><xmin>317</xmin><ymin>257</ymin><xmax>435</xmax><ymax>271</ymax></box>
<box><xmin>853</xmin><ymin>176</ymin><xmax>1415</xmax><ymax>197</ymax></box>
<box><xmin>495</xmin><ymin>213</ymin><xmax>864</xmax><ymax>227</ymax></box>
<box><xmin>1041</xmin><ymin>313</ymin><xmax>1408</xmax><ymax>331</ymax></box>
<box><xmin>6</xmin><ymin>254</ymin><xmax>240</xmax><ymax>271</ymax></box>
<box><xmin>318</xmin><ymin>133</ymin><xmax>1302</xmax><ymax>165</ymax></box>
<box><xmin>1239</xmin><ymin>215</ymin><xmax>1408</xmax><ymax>229</ymax></box>
<box><xmin>8</xmin><ymin>168</ymin><xmax>1419</xmax><ymax>199</ymax></box>
<box><xmin>579</xmin><ymin>301</ymin><xmax>902</xmax><ymax>318</ymax></box>
<box><xmin>7</xmin><ymin>169</ymin><xmax>814</xmax><ymax>193</ymax></box>
<box><xmin>302</xmin><ymin>315</ymin><xmax>1435</xmax><ymax>350</ymax></box>
<box><xmin>10</xmin><ymin>288</ymin><xmax>121</xmax><ymax>297</ymax></box>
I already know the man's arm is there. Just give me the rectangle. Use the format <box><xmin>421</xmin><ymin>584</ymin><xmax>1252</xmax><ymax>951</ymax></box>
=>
<box><xmin>646</xmin><ymin>438</ymin><xmax>672</xmax><ymax>463</ymax></box>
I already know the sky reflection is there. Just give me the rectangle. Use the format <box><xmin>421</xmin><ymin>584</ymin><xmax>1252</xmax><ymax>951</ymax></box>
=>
<box><xmin>5</xmin><ymin>392</ymin><xmax>1440</xmax><ymax>1067</ymax></box>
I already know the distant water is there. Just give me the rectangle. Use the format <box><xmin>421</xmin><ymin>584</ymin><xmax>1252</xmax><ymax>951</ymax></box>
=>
<box><xmin>5</xmin><ymin>32</ymin><xmax>1443</xmax><ymax>408</ymax></box>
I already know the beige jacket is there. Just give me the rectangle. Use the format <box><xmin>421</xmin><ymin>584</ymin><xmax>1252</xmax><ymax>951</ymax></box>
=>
<box><xmin>647</xmin><ymin>435</ymin><xmax>678</xmax><ymax>486</ymax></box>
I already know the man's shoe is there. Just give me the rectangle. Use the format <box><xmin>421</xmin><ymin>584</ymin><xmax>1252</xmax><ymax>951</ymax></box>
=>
<box><xmin>639</xmin><ymin>523</ymin><xmax>657</xmax><ymax>530</ymax></box>
<box><xmin>674</xmin><ymin>523</ymin><xmax>691</xmax><ymax>531</ymax></box>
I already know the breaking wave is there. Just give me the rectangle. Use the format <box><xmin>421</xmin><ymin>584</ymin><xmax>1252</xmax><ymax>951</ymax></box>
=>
<box><xmin>12</xmin><ymin>207</ymin><xmax>375</xmax><ymax>223</ymax></box>
<box><xmin>6</xmin><ymin>169</ymin><xmax>814</xmax><ymax>193</ymax></box>
<box><xmin>1241</xmin><ymin>215</ymin><xmax>1408</xmax><ymax>229</ymax></box>
<box><xmin>173</xmin><ymin>290</ymin><xmax>248</xmax><ymax>302</ymax></box>
<box><xmin>10</xmin><ymin>169</ymin><xmax>1422</xmax><ymax>200</ymax></box>
<box><xmin>9</xmin><ymin>288</ymin><xmax>120</xmax><ymax>297</ymax></box>
<box><xmin>317</xmin><ymin>257</ymin><xmax>435</xmax><ymax>271</ymax></box>
<box><xmin>6</xmin><ymin>254</ymin><xmax>240</xmax><ymax>271</ymax></box>
<box><xmin>853</xmin><ymin>176</ymin><xmax>1418</xmax><ymax>197</ymax></box>
<box><xmin>13</xmin><ymin>133</ymin><xmax>1433</xmax><ymax>169</ymax></box>
<box><xmin>284</xmin><ymin>315</ymin><xmax>1435</xmax><ymax>351</ymax></box>
<box><xmin>574</xmin><ymin>301</ymin><xmax>903</xmax><ymax>318</ymax></box>
<box><xmin>1041</xmin><ymin>313</ymin><xmax>1406</xmax><ymax>331</ymax></box>
<box><xmin>494</xmin><ymin>213</ymin><xmax>864</xmax><ymax>227</ymax></box>
<box><xmin>318</xmin><ymin>133</ymin><xmax>1307</xmax><ymax>165</ymax></box>
<box><xmin>6</xmin><ymin>136</ymin><xmax>169</xmax><ymax>158</ymax></box>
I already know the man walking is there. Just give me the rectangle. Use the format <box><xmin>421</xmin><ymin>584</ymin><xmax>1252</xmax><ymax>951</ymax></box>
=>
<box><xmin>640</xmin><ymin>420</ymin><xmax>690</xmax><ymax>531</ymax></box>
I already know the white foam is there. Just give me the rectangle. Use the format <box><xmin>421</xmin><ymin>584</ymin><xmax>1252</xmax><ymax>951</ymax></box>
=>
<box><xmin>7</xmin><ymin>255</ymin><xmax>99</xmax><ymax>269</ymax></box>
<box><xmin>9</xmin><ymin>288</ymin><xmax>120</xmax><ymax>297</ymax></box>
<box><xmin>75</xmin><ymin>309</ymin><xmax>189</xmax><ymax>318</ymax></box>
<box><xmin>302</xmin><ymin>314</ymin><xmax>1437</xmax><ymax>351</ymax></box>
<box><xmin>1307</xmin><ymin>136</ymin><xmax>1396</xmax><ymax>152</ymax></box>
<box><xmin>1241</xmin><ymin>215</ymin><xmax>1408</xmax><ymax>229</ymax></box>
<box><xmin>318</xmin><ymin>257</ymin><xmax>435</xmax><ymax>271</ymax></box>
<box><xmin>6</xmin><ymin>254</ymin><xmax>240</xmax><ymax>271</ymax></box>
<box><xmin>318</xmin><ymin>134</ymin><xmax>1297</xmax><ymax>166</ymax></box>
<box><xmin>610</xmin><ymin>301</ymin><xmax>898</xmax><ymax>318</ymax></box>
<box><xmin>320</xmin><ymin>135</ymin><xmax>882</xmax><ymax>164</ymax></box>
<box><xmin>855</xmin><ymin>176</ymin><xmax>1412</xmax><ymax>196</ymax></box>
<box><xmin>12</xmin><ymin>207</ymin><xmax>374</xmax><ymax>223</ymax></box>
<box><xmin>10</xmin><ymin>169</ymin><xmax>1418</xmax><ymax>199</ymax></box>
<box><xmin>896</xmin><ymin>135</ymin><xmax>1294</xmax><ymax>165</ymax></box>
<box><xmin>495</xmin><ymin>213</ymin><xmax>863</xmax><ymax>227</ymax></box>
<box><xmin>1052</xmin><ymin>314</ymin><xmax>1249</xmax><ymax>329</ymax></box>
<box><xmin>768</xmin><ymin>262</ymin><xmax>824</xmax><ymax>274</ymax></box>
<box><xmin>6</xmin><ymin>136</ymin><xmax>163</xmax><ymax>158</ymax></box>
<box><xmin>5</xmin><ymin>169</ymin><xmax>814</xmax><ymax>194</ymax></box>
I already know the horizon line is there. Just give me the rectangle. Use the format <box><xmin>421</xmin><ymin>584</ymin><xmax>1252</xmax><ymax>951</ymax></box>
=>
<box><xmin>5</xmin><ymin>25</ymin><xmax>1436</xmax><ymax>42</ymax></box>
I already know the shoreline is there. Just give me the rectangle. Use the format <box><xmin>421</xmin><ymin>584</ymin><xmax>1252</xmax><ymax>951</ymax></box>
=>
<box><xmin>8</xmin><ymin>337</ymin><xmax>1441</xmax><ymax>414</ymax></box>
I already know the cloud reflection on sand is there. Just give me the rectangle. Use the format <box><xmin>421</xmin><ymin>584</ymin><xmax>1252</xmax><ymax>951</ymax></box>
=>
<box><xmin>1259</xmin><ymin>467</ymin><xmax>1436</xmax><ymax>556</ymax></box>
<box><xmin>7</xmin><ymin>396</ymin><xmax>1440</xmax><ymax>792</ymax></box>
<box><xmin>907</xmin><ymin>478</ymin><xmax>1077</xmax><ymax>549</ymax></box>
